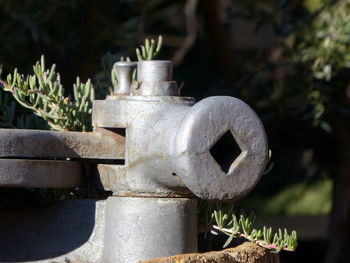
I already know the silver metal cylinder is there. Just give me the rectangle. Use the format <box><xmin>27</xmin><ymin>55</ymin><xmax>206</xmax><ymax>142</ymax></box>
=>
<box><xmin>137</xmin><ymin>60</ymin><xmax>172</xmax><ymax>83</ymax></box>
<box><xmin>132</xmin><ymin>60</ymin><xmax>178</xmax><ymax>96</ymax></box>
<box><xmin>103</xmin><ymin>196</ymin><xmax>198</xmax><ymax>263</ymax></box>
<box><xmin>114</xmin><ymin>61</ymin><xmax>137</xmax><ymax>95</ymax></box>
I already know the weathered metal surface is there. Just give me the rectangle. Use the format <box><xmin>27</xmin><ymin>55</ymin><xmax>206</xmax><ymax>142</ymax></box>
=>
<box><xmin>0</xmin><ymin>59</ymin><xmax>269</xmax><ymax>263</ymax></box>
<box><xmin>113</xmin><ymin>61</ymin><xmax>137</xmax><ymax>95</ymax></box>
<box><xmin>0</xmin><ymin>127</ymin><xmax>124</xmax><ymax>159</ymax></box>
<box><xmin>0</xmin><ymin>159</ymin><xmax>82</xmax><ymax>188</ymax></box>
<box><xmin>138</xmin><ymin>60</ymin><xmax>172</xmax><ymax>83</ymax></box>
<box><xmin>175</xmin><ymin>96</ymin><xmax>268</xmax><ymax>200</ymax></box>
<box><xmin>131</xmin><ymin>60</ymin><xmax>179</xmax><ymax>96</ymax></box>
<box><xmin>94</xmin><ymin>60</ymin><xmax>268</xmax><ymax>201</ymax></box>
<box><xmin>94</xmin><ymin>96</ymin><xmax>267</xmax><ymax>200</ymax></box>
<box><xmin>103</xmin><ymin>196</ymin><xmax>197</xmax><ymax>263</ymax></box>
<box><xmin>95</xmin><ymin>97</ymin><xmax>195</xmax><ymax>197</ymax></box>
<box><xmin>97</xmin><ymin>164</ymin><xmax>193</xmax><ymax>197</ymax></box>
<box><xmin>93</xmin><ymin>60</ymin><xmax>268</xmax><ymax>263</ymax></box>
<box><xmin>93</xmin><ymin>95</ymin><xmax>195</xmax><ymax>128</ymax></box>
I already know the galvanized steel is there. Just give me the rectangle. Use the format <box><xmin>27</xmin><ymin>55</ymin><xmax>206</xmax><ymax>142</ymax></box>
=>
<box><xmin>103</xmin><ymin>197</ymin><xmax>197</xmax><ymax>263</ymax></box>
<box><xmin>0</xmin><ymin>159</ymin><xmax>82</xmax><ymax>188</ymax></box>
<box><xmin>94</xmin><ymin>61</ymin><xmax>268</xmax><ymax>201</ymax></box>
<box><xmin>114</xmin><ymin>61</ymin><xmax>137</xmax><ymax>95</ymax></box>
<box><xmin>94</xmin><ymin>60</ymin><xmax>268</xmax><ymax>263</ymax></box>
<box><xmin>0</xmin><ymin>127</ymin><xmax>124</xmax><ymax>159</ymax></box>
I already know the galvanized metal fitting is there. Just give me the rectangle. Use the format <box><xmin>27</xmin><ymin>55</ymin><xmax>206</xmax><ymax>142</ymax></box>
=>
<box><xmin>94</xmin><ymin>60</ymin><xmax>268</xmax><ymax>201</ymax></box>
<box><xmin>132</xmin><ymin>60</ymin><xmax>179</xmax><ymax>96</ymax></box>
<box><xmin>113</xmin><ymin>61</ymin><xmax>137</xmax><ymax>95</ymax></box>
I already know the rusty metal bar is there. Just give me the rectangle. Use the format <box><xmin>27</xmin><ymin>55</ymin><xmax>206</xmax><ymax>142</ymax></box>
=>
<box><xmin>0</xmin><ymin>159</ymin><xmax>82</xmax><ymax>188</ymax></box>
<box><xmin>0</xmin><ymin>128</ymin><xmax>125</xmax><ymax>159</ymax></box>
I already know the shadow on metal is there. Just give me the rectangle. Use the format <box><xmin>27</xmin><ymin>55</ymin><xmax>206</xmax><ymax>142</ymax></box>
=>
<box><xmin>0</xmin><ymin>200</ymin><xmax>99</xmax><ymax>262</ymax></box>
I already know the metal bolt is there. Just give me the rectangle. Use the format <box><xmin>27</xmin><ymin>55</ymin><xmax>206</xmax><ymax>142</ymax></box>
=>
<box><xmin>132</xmin><ymin>60</ymin><xmax>179</xmax><ymax>96</ymax></box>
<box><xmin>114</xmin><ymin>61</ymin><xmax>137</xmax><ymax>95</ymax></box>
<box><xmin>137</xmin><ymin>60</ymin><xmax>172</xmax><ymax>83</ymax></box>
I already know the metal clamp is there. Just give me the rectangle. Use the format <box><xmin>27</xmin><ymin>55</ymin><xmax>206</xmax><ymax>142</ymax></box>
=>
<box><xmin>94</xmin><ymin>60</ymin><xmax>268</xmax><ymax>201</ymax></box>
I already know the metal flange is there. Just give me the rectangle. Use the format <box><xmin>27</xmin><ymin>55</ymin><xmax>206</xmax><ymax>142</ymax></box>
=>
<box><xmin>175</xmin><ymin>96</ymin><xmax>268</xmax><ymax>200</ymax></box>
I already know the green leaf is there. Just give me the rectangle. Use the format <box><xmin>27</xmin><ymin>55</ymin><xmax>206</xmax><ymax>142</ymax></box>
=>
<box><xmin>223</xmin><ymin>233</ymin><xmax>235</xmax><ymax>248</ymax></box>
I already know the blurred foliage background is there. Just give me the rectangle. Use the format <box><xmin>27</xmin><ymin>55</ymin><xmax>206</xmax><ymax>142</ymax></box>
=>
<box><xmin>0</xmin><ymin>0</ymin><xmax>350</xmax><ymax>262</ymax></box>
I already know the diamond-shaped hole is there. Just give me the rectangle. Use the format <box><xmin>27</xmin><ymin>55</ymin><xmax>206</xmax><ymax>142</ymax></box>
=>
<box><xmin>210</xmin><ymin>130</ymin><xmax>242</xmax><ymax>174</ymax></box>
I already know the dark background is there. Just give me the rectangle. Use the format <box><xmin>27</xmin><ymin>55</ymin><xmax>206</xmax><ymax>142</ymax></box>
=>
<box><xmin>0</xmin><ymin>0</ymin><xmax>349</xmax><ymax>262</ymax></box>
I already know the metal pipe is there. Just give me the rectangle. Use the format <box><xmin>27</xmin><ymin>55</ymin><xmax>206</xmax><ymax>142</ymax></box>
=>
<box><xmin>103</xmin><ymin>196</ymin><xmax>197</xmax><ymax>263</ymax></box>
<box><xmin>0</xmin><ymin>127</ymin><xmax>125</xmax><ymax>159</ymax></box>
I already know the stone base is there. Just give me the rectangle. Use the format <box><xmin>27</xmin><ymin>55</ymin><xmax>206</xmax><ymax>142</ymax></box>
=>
<box><xmin>140</xmin><ymin>242</ymin><xmax>280</xmax><ymax>263</ymax></box>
